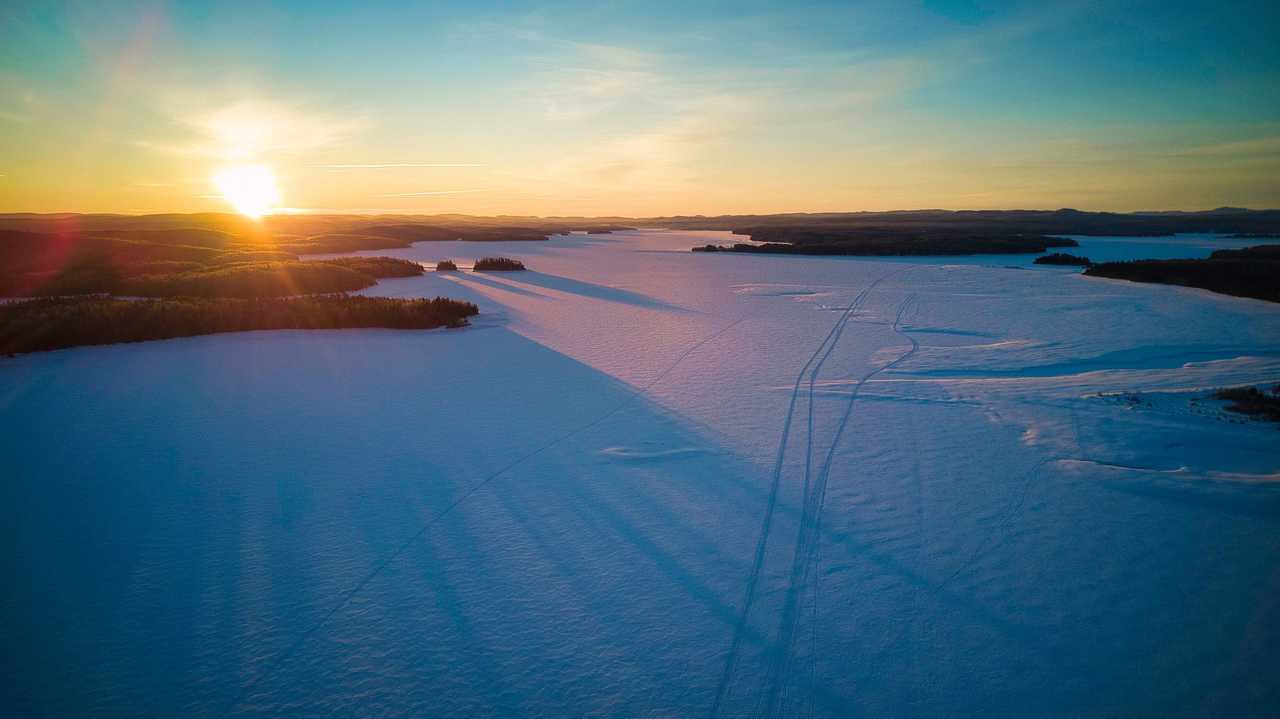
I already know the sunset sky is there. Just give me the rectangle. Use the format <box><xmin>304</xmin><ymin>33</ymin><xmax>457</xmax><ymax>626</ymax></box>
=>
<box><xmin>2</xmin><ymin>0</ymin><xmax>1278</xmax><ymax>216</ymax></box>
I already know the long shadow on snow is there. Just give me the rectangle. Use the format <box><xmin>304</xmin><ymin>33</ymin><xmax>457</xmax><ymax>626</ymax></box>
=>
<box><xmin>485</xmin><ymin>270</ymin><xmax>691</xmax><ymax>312</ymax></box>
<box><xmin>219</xmin><ymin>325</ymin><xmax>794</xmax><ymax>714</ymax></box>
<box><xmin>448</xmin><ymin>271</ymin><xmax>552</xmax><ymax>299</ymax></box>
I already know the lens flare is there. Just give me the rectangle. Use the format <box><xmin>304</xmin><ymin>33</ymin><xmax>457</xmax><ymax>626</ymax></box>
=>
<box><xmin>212</xmin><ymin>164</ymin><xmax>281</xmax><ymax>219</ymax></box>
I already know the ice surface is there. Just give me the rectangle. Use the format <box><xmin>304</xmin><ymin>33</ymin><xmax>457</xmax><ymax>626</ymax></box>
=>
<box><xmin>2</xmin><ymin>230</ymin><xmax>1279</xmax><ymax>716</ymax></box>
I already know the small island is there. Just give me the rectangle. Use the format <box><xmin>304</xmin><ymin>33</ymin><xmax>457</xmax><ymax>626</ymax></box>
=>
<box><xmin>1034</xmin><ymin>253</ymin><xmax>1092</xmax><ymax>266</ymax></box>
<box><xmin>436</xmin><ymin>259</ymin><xmax>458</xmax><ymax>271</ymax></box>
<box><xmin>473</xmin><ymin>257</ymin><xmax>526</xmax><ymax>271</ymax></box>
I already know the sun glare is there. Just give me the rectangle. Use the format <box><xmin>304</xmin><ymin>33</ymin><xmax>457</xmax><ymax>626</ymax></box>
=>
<box><xmin>212</xmin><ymin>164</ymin><xmax>281</xmax><ymax>219</ymax></box>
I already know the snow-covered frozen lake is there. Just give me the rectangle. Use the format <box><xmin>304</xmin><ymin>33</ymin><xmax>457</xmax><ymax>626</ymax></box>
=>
<box><xmin>3</xmin><ymin>230</ymin><xmax>1279</xmax><ymax>716</ymax></box>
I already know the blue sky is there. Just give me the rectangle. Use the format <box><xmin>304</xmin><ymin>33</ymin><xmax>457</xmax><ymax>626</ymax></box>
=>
<box><xmin>2</xmin><ymin>0</ymin><xmax>1278</xmax><ymax>214</ymax></box>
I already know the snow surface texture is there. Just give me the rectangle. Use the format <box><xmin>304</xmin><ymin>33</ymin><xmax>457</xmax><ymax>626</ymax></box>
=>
<box><xmin>2</xmin><ymin>230</ymin><xmax>1279</xmax><ymax>717</ymax></box>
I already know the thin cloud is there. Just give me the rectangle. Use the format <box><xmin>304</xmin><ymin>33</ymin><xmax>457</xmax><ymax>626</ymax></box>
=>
<box><xmin>374</xmin><ymin>189</ymin><xmax>487</xmax><ymax>197</ymax></box>
<box><xmin>1176</xmin><ymin>136</ymin><xmax>1280</xmax><ymax>157</ymax></box>
<box><xmin>316</xmin><ymin>163</ymin><xmax>485</xmax><ymax>169</ymax></box>
<box><xmin>139</xmin><ymin>99</ymin><xmax>366</xmax><ymax>161</ymax></box>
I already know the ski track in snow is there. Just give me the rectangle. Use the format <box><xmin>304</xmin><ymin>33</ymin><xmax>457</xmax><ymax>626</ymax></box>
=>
<box><xmin>762</xmin><ymin>293</ymin><xmax>921</xmax><ymax>719</ymax></box>
<box><xmin>4</xmin><ymin>230</ymin><xmax>1280</xmax><ymax>717</ymax></box>
<box><xmin>709</xmin><ymin>273</ymin><xmax>889</xmax><ymax>717</ymax></box>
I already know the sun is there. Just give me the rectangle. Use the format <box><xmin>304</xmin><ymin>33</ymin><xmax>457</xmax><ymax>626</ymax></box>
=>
<box><xmin>212</xmin><ymin>164</ymin><xmax>281</xmax><ymax>219</ymax></box>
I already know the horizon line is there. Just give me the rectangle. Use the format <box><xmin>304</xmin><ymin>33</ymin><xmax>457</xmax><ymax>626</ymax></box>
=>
<box><xmin>0</xmin><ymin>205</ymin><xmax>1275</xmax><ymax>220</ymax></box>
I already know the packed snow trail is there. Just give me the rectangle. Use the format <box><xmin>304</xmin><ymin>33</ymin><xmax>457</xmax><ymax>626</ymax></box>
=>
<box><xmin>711</xmin><ymin>275</ymin><xmax>888</xmax><ymax>717</ymax></box>
<box><xmin>762</xmin><ymin>295</ymin><xmax>921</xmax><ymax>718</ymax></box>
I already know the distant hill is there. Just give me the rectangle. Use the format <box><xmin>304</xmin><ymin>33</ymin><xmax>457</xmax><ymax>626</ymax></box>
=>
<box><xmin>635</xmin><ymin>208</ymin><xmax>1280</xmax><ymax>237</ymax></box>
<box><xmin>3</xmin><ymin>208</ymin><xmax>1279</xmax><ymax>271</ymax></box>
<box><xmin>650</xmin><ymin>208</ymin><xmax>1280</xmax><ymax>256</ymax></box>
